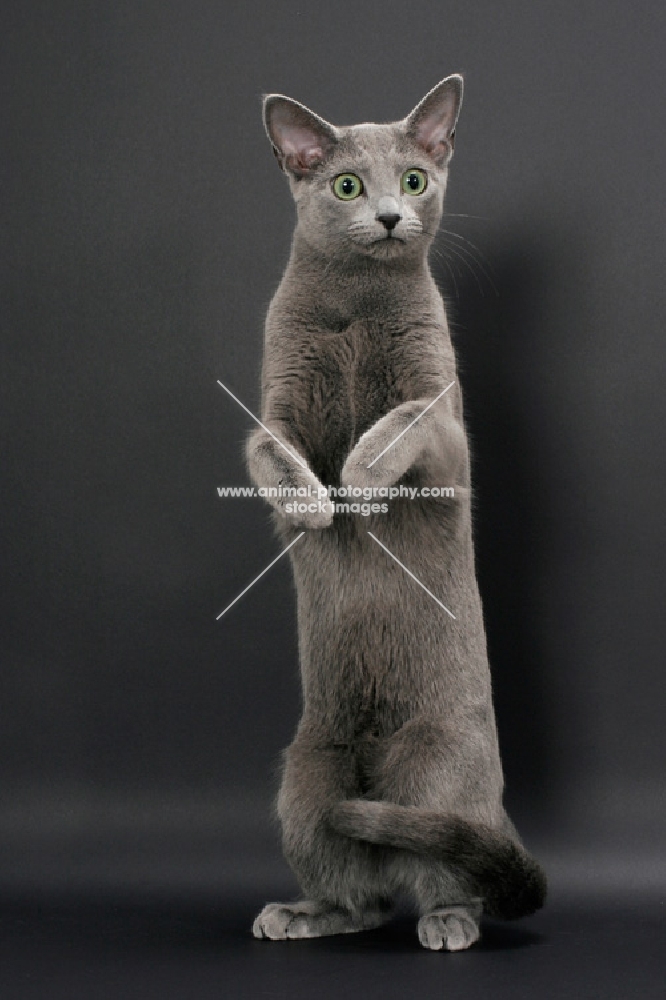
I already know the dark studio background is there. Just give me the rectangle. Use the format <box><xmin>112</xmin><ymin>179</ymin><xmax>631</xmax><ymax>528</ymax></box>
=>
<box><xmin>1</xmin><ymin>1</ymin><xmax>665</xmax><ymax>997</ymax></box>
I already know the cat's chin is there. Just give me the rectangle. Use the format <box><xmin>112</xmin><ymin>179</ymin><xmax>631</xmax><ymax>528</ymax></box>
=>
<box><xmin>355</xmin><ymin>237</ymin><xmax>410</xmax><ymax>259</ymax></box>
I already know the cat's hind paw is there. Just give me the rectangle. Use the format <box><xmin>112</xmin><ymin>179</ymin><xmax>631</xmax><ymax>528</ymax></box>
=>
<box><xmin>252</xmin><ymin>900</ymin><xmax>389</xmax><ymax>940</ymax></box>
<box><xmin>253</xmin><ymin>901</ymin><xmax>313</xmax><ymax>940</ymax></box>
<box><xmin>417</xmin><ymin>900</ymin><xmax>482</xmax><ymax>952</ymax></box>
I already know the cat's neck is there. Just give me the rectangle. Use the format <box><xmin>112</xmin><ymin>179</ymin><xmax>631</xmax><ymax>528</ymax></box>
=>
<box><xmin>285</xmin><ymin>230</ymin><xmax>434</xmax><ymax>314</ymax></box>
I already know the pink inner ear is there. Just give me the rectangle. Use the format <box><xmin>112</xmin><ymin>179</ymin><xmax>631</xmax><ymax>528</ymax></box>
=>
<box><xmin>278</xmin><ymin>125</ymin><xmax>325</xmax><ymax>167</ymax></box>
<box><xmin>415</xmin><ymin>118</ymin><xmax>450</xmax><ymax>155</ymax></box>
<box><xmin>410</xmin><ymin>87</ymin><xmax>459</xmax><ymax>161</ymax></box>
<box><xmin>414</xmin><ymin>94</ymin><xmax>457</xmax><ymax>152</ymax></box>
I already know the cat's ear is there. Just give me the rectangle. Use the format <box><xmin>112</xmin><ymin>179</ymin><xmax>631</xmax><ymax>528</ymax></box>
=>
<box><xmin>263</xmin><ymin>95</ymin><xmax>339</xmax><ymax>178</ymax></box>
<box><xmin>404</xmin><ymin>74</ymin><xmax>463</xmax><ymax>167</ymax></box>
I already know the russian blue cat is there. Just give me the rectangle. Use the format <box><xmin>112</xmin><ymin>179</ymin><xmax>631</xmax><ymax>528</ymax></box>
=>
<box><xmin>247</xmin><ymin>75</ymin><xmax>546</xmax><ymax>950</ymax></box>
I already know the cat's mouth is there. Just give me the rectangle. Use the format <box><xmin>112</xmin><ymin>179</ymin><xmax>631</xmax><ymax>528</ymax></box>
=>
<box><xmin>363</xmin><ymin>233</ymin><xmax>408</xmax><ymax>256</ymax></box>
<box><xmin>347</xmin><ymin>226</ymin><xmax>412</xmax><ymax>257</ymax></box>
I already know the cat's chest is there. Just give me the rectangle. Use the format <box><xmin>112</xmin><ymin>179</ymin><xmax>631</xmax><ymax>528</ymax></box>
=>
<box><xmin>325</xmin><ymin>322</ymin><xmax>400</xmax><ymax>427</ymax></box>
<box><xmin>296</xmin><ymin>322</ymin><xmax>404</xmax><ymax>482</ymax></box>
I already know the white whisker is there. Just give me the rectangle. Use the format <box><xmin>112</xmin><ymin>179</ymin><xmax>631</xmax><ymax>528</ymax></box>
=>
<box><xmin>439</xmin><ymin>235</ymin><xmax>498</xmax><ymax>296</ymax></box>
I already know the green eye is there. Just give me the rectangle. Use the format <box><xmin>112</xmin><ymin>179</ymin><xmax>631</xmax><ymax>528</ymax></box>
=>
<box><xmin>401</xmin><ymin>168</ymin><xmax>428</xmax><ymax>195</ymax></box>
<box><xmin>333</xmin><ymin>173</ymin><xmax>363</xmax><ymax>200</ymax></box>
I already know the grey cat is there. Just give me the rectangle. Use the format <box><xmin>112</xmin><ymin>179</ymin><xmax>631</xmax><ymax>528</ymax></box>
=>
<box><xmin>247</xmin><ymin>75</ymin><xmax>546</xmax><ymax>951</ymax></box>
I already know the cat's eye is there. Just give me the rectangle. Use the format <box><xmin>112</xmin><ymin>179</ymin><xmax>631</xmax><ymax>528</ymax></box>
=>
<box><xmin>333</xmin><ymin>173</ymin><xmax>364</xmax><ymax>200</ymax></box>
<box><xmin>401</xmin><ymin>169</ymin><xmax>428</xmax><ymax>196</ymax></box>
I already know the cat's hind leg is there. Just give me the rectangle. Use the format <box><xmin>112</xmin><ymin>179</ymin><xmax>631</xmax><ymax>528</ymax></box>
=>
<box><xmin>372</xmin><ymin>717</ymin><xmax>494</xmax><ymax>951</ymax></box>
<box><xmin>252</xmin><ymin>736</ymin><xmax>392</xmax><ymax>940</ymax></box>
<box><xmin>404</xmin><ymin>843</ymin><xmax>482</xmax><ymax>952</ymax></box>
<box><xmin>389</xmin><ymin>848</ymin><xmax>483</xmax><ymax>951</ymax></box>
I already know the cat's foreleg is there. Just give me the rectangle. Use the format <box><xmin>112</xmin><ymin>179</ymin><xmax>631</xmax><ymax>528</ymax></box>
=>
<box><xmin>341</xmin><ymin>395</ymin><xmax>466</xmax><ymax>490</ymax></box>
<box><xmin>246</xmin><ymin>426</ymin><xmax>333</xmax><ymax>529</ymax></box>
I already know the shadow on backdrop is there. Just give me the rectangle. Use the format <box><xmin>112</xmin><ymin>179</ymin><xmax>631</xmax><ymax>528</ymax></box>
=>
<box><xmin>433</xmin><ymin>224</ymin><xmax>569</xmax><ymax>829</ymax></box>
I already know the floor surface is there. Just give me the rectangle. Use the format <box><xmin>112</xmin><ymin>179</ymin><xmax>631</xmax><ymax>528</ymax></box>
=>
<box><xmin>0</xmin><ymin>891</ymin><xmax>663</xmax><ymax>1000</ymax></box>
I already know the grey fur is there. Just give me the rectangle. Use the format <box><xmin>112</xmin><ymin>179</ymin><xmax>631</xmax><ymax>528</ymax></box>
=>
<box><xmin>248</xmin><ymin>75</ymin><xmax>546</xmax><ymax>949</ymax></box>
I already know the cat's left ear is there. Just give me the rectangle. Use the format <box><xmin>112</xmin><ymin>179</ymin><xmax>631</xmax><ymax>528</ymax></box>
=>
<box><xmin>263</xmin><ymin>95</ymin><xmax>339</xmax><ymax>178</ymax></box>
<box><xmin>404</xmin><ymin>74</ymin><xmax>463</xmax><ymax>167</ymax></box>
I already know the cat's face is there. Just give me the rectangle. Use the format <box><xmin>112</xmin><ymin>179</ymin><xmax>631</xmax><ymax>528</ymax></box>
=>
<box><xmin>264</xmin><ymin>76</ymin><xmax>463</xmax><ymax>262</ymax></box>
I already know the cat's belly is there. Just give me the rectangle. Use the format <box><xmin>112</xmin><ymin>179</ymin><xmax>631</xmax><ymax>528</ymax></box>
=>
<box><xmin>288</xmin><ymin>506</ymin><xmax>491</xmax><ymax>739</ymax></box>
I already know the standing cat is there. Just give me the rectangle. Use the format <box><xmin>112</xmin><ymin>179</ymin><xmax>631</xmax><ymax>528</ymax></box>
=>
<box><xmin>247</xmin><ymin>75</ymin><xmax>546</xmax><ymax>951</ymax></box>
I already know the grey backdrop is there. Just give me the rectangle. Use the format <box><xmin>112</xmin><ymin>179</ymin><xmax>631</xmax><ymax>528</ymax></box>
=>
<box><xmin>1</xmin><ymin>1</ymin><xmax>665</xmax><ymax>994</ymax></box>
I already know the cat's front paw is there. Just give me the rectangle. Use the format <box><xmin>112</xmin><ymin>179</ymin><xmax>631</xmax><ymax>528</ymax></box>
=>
<box><xmin>341</xmin><ymin>438</ymin><xmax>408</xmax><ymax>491</ymax></box>
<box><xmin>276</xmin><ymin>494</ymin><xmax>334</xmax><ymax>530</ymax></box>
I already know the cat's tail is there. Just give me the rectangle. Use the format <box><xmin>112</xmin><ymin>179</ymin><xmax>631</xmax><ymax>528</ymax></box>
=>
<box><xmin>328</xmin><ymin>799</ymin><xmax>546</xmax><ymax>920</ymax></box>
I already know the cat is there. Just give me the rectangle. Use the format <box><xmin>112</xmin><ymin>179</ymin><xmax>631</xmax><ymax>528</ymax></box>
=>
<box><xmin>246</xmin><ymin>75</ymin><xmax>546</xmax><ymax>951</ymax></box>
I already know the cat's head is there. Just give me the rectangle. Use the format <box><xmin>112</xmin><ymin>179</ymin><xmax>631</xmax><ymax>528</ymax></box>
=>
<box><xmin>263</xmin><ymin>76</ymin><xmax>462</xmax><ymax>261</ymax></box>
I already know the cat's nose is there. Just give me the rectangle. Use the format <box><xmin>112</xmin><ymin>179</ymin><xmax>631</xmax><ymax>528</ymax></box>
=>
<box><xmin>377</xmin><ymin>213</ymin><xmax>401</xmax><ymax>231</ymax></box>
<box><xmin>376</xmin><ymin>196</ymin><xmax>401</xmax><ymax>231</ymax></box>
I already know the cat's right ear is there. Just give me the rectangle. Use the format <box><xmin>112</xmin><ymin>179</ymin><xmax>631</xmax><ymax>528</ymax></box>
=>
<box><xmin>263</xmin><ymin>95</ymin><xmax>338</xmax><ymax>178</ymax></box>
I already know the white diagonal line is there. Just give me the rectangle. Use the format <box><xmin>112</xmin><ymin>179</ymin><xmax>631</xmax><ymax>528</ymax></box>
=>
<box><xmin>367</xmin><ymin>532</ymin><xmax>456</xmax><ymax>620</ymax></box>
<box><xmin>217</xmin><ymin>379</ymin><xmax>307</xmax><ymax>470</ymax></box>
<box><xmin>366</xmin><ymin>380</ymin><xmax>456</xmax><ymax>468</ymax></box>
<box><xmin>216</xmin><ymin>532</ymin><xmax>305</xmax><ymax>620</ymax></box>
